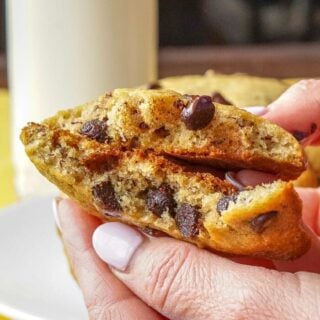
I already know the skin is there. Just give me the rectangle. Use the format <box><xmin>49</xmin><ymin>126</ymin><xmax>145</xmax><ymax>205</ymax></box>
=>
<box><xmin>57</xmin><ymin>80</ymin><xmax>320</xmax><ymax>320</ymax></box>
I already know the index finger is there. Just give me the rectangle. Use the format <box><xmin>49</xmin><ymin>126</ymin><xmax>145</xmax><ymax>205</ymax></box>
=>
<box><xmin>264</xmin><ymin>79</ymin><xmax>320</xmax><ymax>146</ymax></box>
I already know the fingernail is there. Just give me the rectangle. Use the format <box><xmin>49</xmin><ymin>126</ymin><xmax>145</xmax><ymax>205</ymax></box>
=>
<box><xmin>225</xmin><ymin>171</ymin><xmax>245</xmax><ymax>190</ymax></box>
<box><xmin>236</xmin><ymin>170</ymin><xmax>277</xmax><ymax>187</ymax></box>
<box><xmin>243</xmin><ymin>106</ymin><xmax>268</xmax><ymax>116</ymax></box>
<box><xmin>92</xmin><ymin>222</ymin><xmax>144</xmax><ymax>271</ymax></box>
<box><xmin>139</xmin><ymin>227</ymin><xmax>167</xmax><ymax>237</ymax></box>
<box><xmin>52</xmin><ymin>197</ymin><xmax>63</xmax><ymax>231</ymax></box>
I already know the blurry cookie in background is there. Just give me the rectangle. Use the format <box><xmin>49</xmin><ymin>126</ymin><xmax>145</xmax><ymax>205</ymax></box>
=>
<box><xmin>154</xmin><ymin>71</ymin><xmax>319</xmax><ymax>187</ymax></box>
<box><xmin>293</xmin><ymin>167</ymin><xmax>318</xmax><ymax>188</ymax></box>
<box><xmin>156</xmin><ymin>70</ymin><xmax>290</xmax><ymax>106</ymax></box>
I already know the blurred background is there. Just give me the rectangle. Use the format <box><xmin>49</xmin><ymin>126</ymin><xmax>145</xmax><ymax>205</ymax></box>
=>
<box><xmin>0</xmin><ymin>2</ymin><xmax>320</xmax><ymax>319</ymax></box>
<box><xmin>1</xmin><ymin>0</ymin><xmax>320</xmax><ymax>203</ymax></box>
<box><xmin>1</xmin><ymin>0</ymin><xmax>320</xmax><ymax>85</ymax></box>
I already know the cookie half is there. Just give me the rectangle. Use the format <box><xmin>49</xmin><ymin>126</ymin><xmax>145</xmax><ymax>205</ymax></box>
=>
<box><xmin>42</xmin><ymin>88</ymin><xmax>304</xmax><ymax>180</ymax></box>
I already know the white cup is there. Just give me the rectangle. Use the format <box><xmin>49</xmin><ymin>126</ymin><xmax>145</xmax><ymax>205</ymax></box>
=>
<box><xmin>6</xmin><ymin>0</ymin><xmax>157</xmax><ymax>198</ymax></box>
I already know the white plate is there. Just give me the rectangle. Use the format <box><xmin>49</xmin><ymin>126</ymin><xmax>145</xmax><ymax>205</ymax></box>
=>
<box><xmin>0</xmin><ymin>197</ymin><xmax>88</xmax><ymax>320</ymax></box>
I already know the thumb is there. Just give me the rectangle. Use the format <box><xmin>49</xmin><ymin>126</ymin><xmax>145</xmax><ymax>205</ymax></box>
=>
<box><xmin>264</xmin><ymin>79</ymin><xmax>320</xmax><ymax>145</ymax></box>
<box><xmin>93</xmin><ymin>223</ymin><xmax>320</xmax><ymax>320</ymax></box>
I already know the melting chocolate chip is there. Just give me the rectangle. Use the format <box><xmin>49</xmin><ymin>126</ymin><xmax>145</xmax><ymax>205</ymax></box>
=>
<box><xmin>146</xmin><ymin>184</ymin><xmax>176</xmax><ymax>217</ymax></box>
<box><xmin>211</xmin><ymin>92</ymin><xmax>232</xmax><ymax>105</ymax></box>
<box><xmin>311</xmin><ymin>122</ymin><xmax>317</xmax><ymax>134</ymax></box>
<box><xmin>146</xmin><ymin>82</ymin><xmax>162</xmax><ymax>89</ymax></box>
<box><xmin>250</xmin><ymin>211</ymin><xmax>278</xmax><ymax>233</ymax></box>
<box><xmin>139</xmin><ymin>122</ymin><xmax>149</xmax><ymax>130</ymax></box>
<box><xmin>154</xmin><ymin>126</ymin><xmax>170</xmax><ymax>137</ymax></box>
<box><xmin>175</xmin><ymin>204</ymin><xmax>200</xmax><ymax>238</ymax></box>
<box><xmin>80</xmin><ymin>119</ymin><xmax>108</xmax><ymax>142</ymax></box>
<box><xmin>181</xmin><ymin>95</ymin><xmax>215</xmax><ymax>130</ymax></box>
<box><xmin>292</xmin><ymin>130</ymin><xmax>309</xmax><ymax>141</ymax></box>
<box><xmin>216</xmin><ymin>194</ymin><xmax>238</xmax><ymax>214</ymax></box>
<box><xmin>92</xmin><ymin>181</ymin><xmax>122</xmax><ymax>214</ymax></box>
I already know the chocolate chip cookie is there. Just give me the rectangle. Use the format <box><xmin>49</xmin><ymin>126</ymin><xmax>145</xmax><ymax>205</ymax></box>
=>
<box><xmin>20</xmin><ymin>88</ymin><xmax>310</xmax><ymax>260</ymax></box>
<box><xmin>154</xmin><ymin>71</ymin><xmax>318</xmax><ymax>187</ymax></box>
<box><xmin>42</xmin><ymin>88</ymin><xmax>304</xmax><ymax>180</ymax></box>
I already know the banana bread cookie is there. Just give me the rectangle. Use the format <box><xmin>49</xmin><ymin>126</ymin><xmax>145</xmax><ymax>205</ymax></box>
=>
<box><xmin>151</xmin><ymin>71</ymin><xmax>318</xmax><ymax>186</ymax></box>
<box><xmin>21</xmin><ymin>122</ymin><xmax>310</xmax><ymax>260</ymax></box>
<box><xmin>41</xmin><ymin>89</ymin><xmax>304</xmax><ymax>180</ymax></box>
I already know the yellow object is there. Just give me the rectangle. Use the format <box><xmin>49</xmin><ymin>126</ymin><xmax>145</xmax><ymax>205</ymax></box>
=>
<box><xmin>0</xmin><ymin>89</ymin><xmax>14</xmax><ymax>319</ymax></box>
<box><xmin>0</xmin><ymin>89</ymin><xmax>17</xmax><ymax>207</ymax></box>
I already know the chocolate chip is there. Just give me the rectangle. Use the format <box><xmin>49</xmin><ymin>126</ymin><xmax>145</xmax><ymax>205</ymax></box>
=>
<box><xmin>92</xmin><ymin>181</ymin><xmax>121</xmax><ymax>214</ymax></box>
<box><xmin>175</xmin><ymin>204</ymin><xmax>200</xmax><ymax>238</ymax></box>
<box><xmin>216</xmin><ymin>194</ymin><xmax>238</xmax><ymax>214</ymax></box>
<box><xmin>211</xmin><ymin>92</ymin><xmax>232</xmax><ymax>105</ymax></box>
<box><xmin>154</xmin><ymin>126</ymin><xmax>170</xmax><ymax>137</ymax></box>
<box><xmin>129</xmin><ymin>137</ymin><xmax>140</xmax><ymax>148</ymax></box>
<box><xmin>311</xmin><ymin>122</ymin><xmax>317</xmax><ymax>134</ymax></box>
<box><xmin>292</xmin><ymin>130</ymin><xmax>309</xmax><ymax>141</ymax></box>
<box><xmin>250</xmin><ymin>211</ymin><xmax>278</xmax><ymax>233</ymax></box>
<box><xmin>80</xmin><ymin>119</ymin><xmax>108</xmax><ymax>142</ymax></box>
<box><xmin>181</xmin><ymin>95</ymin><xmax>215</xmax><ymax>130</ymax></box>
<box><xmin>139</xmin><ymin>122</ymin><xmax>149</xmax><ymax>130</ymax></box>
<box><xmin>146</xmin><ymin>184</ymin><xmax>176</xmax><ymax>217</ymax></box>
<box><xmin>146</xmin><ymin>82</ymin><xmax>162</xmax><ymax>89</ymax></box>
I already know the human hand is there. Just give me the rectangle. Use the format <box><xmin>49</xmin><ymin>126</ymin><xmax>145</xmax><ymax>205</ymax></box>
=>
<box><xmin>54</xmin><ymin>80</ymin><xmax>320</xmax><ymax>320</ymax></box>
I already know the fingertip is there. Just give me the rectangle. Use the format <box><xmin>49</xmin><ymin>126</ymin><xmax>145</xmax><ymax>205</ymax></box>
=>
<box><xmin>52</xmin><ymin>197</ymin><xmax>63</xmax><ymax>231</ymax></box>
<box><xmin>264</xmin><ymin>80</ymin><xmax>320</xmax><ymax>145</ymax></box>
<box><xmin>92</xmin><ymin>222</ymin><xmax>144</xmax><ymax>271</ymax></box>
<box><xmin>296</xmin><ymin>187</ymin><xmax>320</xmax><ymax>236</ymax></box>
<box><xmin>243</xmin><ymin>106</ymin><xmax>268</xmax><ymax>116</ymax></box>
<box><xmin>236</xmin><ymin>170</ymin><xmax>277</xmax><ymax>187</ymax></box>
<box><xmin>54</xmin><ymin>198</ymin><xmax>102</xmax><ymax>240</ymax></box>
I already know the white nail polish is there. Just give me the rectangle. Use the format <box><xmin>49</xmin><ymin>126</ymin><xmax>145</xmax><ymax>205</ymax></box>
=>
<box><xmin>243</xmin><ymin>106</ymin><xmax>268</xmax><ymax>116</ymax></box>
<box><xmin>52</xmin><ymin>197</ymin><xmax>62</xmax><ymax>231</ymax></box>
<box><xmin>92</xmin><ymin>222</ymin><xmax>144</xmax><ymax>271</ymax></box>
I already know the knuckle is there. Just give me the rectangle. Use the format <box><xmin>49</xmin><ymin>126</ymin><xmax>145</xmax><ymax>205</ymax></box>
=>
<box><xmin>217</xmin><ymin>278</ymin><xmax>277</xmax><ymax>320</ymax></box>
<box><xmin>145</xmin><ymin>243</ymin><xmax>191</xmax><ymax>310</ymax></box>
